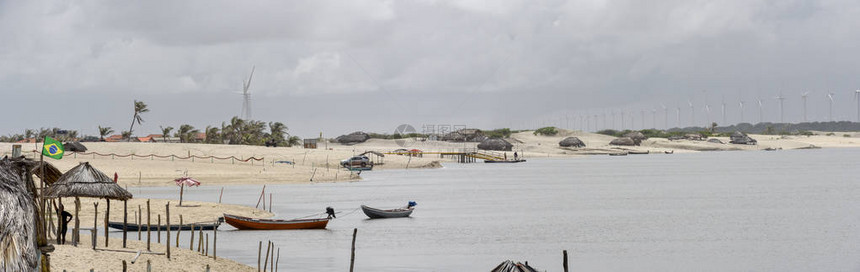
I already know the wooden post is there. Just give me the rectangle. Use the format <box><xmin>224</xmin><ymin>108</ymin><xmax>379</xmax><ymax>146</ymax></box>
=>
<box><xmin>189</xmin><ymin>224</ymin><xmax>195</xmax><ymax>250</ymax></box>
<box><xmin>157</xmin><ymin>215</ymin><xmax>161</xmax><ymax>243</ymax></box>
<box><xmin>93</xmin><ymin>202</ymin><xmax>98</xmax><ymax>249</ymax></box>
<box><xmin>258</xmin><ymin>241</ymin><xmax>262</xmax><ymax>272</ymax></box>
<box><xmin>177</xmin><ymin>215</ymin><xmax>183</xmax><ymax>247</ymax></box>
<box><xmin>146</xmin><ymin>199</ymin><xmax>151</xmax><ymax>251</ymax></box>
<box><xmin>105</xmin><ymin>199</ymin><xmax>110</xmax><ymax>247</ymax></box>
<box><xmin>166</xmin><ymin>203</ymin><xmax>171</xmax><ymax>259</ymax></box>
<box><xmin>218</xmin><ymin>187</ymin><xmax>224</xmax><ymax>203</ymax></box>
<box><xmin>198</xmin><ymin>227</ymin><xmax>203</xmax><ymax>253</ymax></box>
<box><xmin>213</xmin><ymin>226</ymin><xmax>217</xmax><ymax>260</ymax></box>
<box><xmin>270</xmin><ymin>242</ymin><xmax>274</xmax><ymax>272</ymax></box>
<box><xmin>122</xmin><ymin>260</ymin><xmax>127</xmax><ymax>272</ymax></box>
<box><xmin>74</xmin><ymin>197</ymin><xmax>80</xmax><ymax>246</ymax></box>
<box><xmin>275</xmin><ymin>248</ymin><xmax>280</xmax><ymax>272</ymax></box>
<box><xmin>350</xmin><ymin>228</ymin><xmax>357</xmax><ymax>272</ymax></box>
<box><xmin>255</xmin><ymin>185</ymin><xmax>266</xmax><ymax>209</ymax></box>
<box><xmin>123</xmin><ymin>200</ymin><xmax>127</xmax><ymax>248</ymax></box>
<box><xmin>138</xmin><ymin>205</ymin><xmax>142</xmax><ymax>240</ymax></box>
<box><xmin>563</xmin><ymin>250</ymin><xmax>569</xmax><ymax>272</ymax></box>
<box><xmin>269</xmin><ymin>193</ymin><xmax>272</xmax><ymax>213</ymax></box>
<box><xmin>146</xmin><ymin>259</ymin><xmax>151</xmax><ymax>272</ymax></box>
<box><xmin>205</xmin><ymin>234</ymin><xmax>209</xmax><ymax>256</ymax></box>
<box><xmin>263</xmin><ymin>241</ymin><xmax>271</xmax><ymax>272</ymax></box>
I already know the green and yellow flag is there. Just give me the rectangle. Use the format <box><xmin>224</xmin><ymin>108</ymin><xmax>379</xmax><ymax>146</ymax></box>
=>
<box><xmin>42</xmin><ymin>136</ymin><xmax>64</xmax><ymax>160</ymax></box>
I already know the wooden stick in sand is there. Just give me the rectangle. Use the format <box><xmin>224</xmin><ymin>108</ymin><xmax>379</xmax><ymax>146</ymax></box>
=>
<box><xmin>350</xmin><ymin>228</ymin><xmax>357</xmax><ymax>272</ymax></box>
<box><xmin>146</xmin><ymin>199</ymin><xmax>151</xmax><ymax>251</ymax></box>
<box><xmin>123</xmin><ymin>200</ymin><xmax>127</xmax><ymax>248</ymax></box>
<box><xmin>166</xmin><ymin>203</ymin><xmax>171</xmax><ymax>259</ymax></box>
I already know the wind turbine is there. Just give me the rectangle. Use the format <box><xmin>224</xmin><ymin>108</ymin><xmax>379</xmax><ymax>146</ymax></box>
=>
<box><xmin>738</xmin><ymin>100</ymin><xmax>745</xmax><ymax>123</ymax></box>
<box><xmin>757</xmin><ymin>98</ymin><xmax>764</xmax><ymax>123</ymax></box>
<box><xmin>704</xmin><ymin>104</ymin><xmax>711</xmax><ymax>126</ymax></box>
<box><xmin>721</xmin><ymin>98</ymin><xmax>727</xmax><ymax>125</ymax></box>
<box><xmin>676</xmin><ymin>106</ymin><xmax>681</xmax><ymax>127</ymax></box>
<box><xmin>651</xmin><ymin>108</ymin><xmax>657</xmax><ymax>129</ymax></box>
<box><xmin>239</xmin><ymin>66</ymin><xmax>256</xmax><ymax>120</ymax></box>
<box><xmin>854</xmin><ymin>90</ymin><xmax>860</xmax><ymax>122</ymax></box>
<box><xmin>640</xmin><ymin>109</ymin><xmax>645</xmax><ymax>129</ymax></box>
<box><xmin>801</xmin><ymin>92</ymin><xmax>810</xmax><ymax>122</ymax></box>
<box><xmin>621</xmin><ymin>111</ymin><xmax>625</xmax><ymax>130</ymax></box>
<box><xmin>611</xmin><ymin>111</ymin><xmax>617</xmax><ymax>130</ymax></box>
<box><xmin>775</xmin><ymin>93</ymin><xmax>786</xmax><ymax>123</ymax></box>
<box><xmin>688</xmin><ymin>100</ymin><xmax>694</xmax><ymax>126</ymax></box>
<box><xmin>827</xmin><ymin>92</ymin><xmax>835</xmax><ymax>121</ymax></box>
<box><xmin>661</xmin><ymin>104</ymin><xmax>668</xmax><ymax>129</ymax></box>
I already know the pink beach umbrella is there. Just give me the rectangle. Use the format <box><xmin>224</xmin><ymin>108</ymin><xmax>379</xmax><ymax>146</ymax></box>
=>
<box><xmin>175</xmin><ymin>177</ymin><xmax>201</xmax><ymax>206</ymax></box>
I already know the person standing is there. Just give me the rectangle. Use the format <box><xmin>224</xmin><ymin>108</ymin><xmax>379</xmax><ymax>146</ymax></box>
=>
<box><xmin>58</xmin><ymin>204</ymin><xmax>73</xmax><ymax>244</ymax></box>
<box><xmin>514</xmin><ymin>152</ymin><xmax>518</xmax><ymax>161</ymax></box>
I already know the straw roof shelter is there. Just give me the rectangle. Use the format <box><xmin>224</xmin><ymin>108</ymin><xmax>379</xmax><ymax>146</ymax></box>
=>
<box><xmin>31</xmin><ymin>160</ymin><xmax>62</xmax><ymax>185</ymax></box>
<box><xmin>0</xmin><ymin>159</ymin><xmax>41</xmax><ymax>271</ymax></box>
<box><xmin>491</xmin><ymin>260</ymin><xmax>539</xmax><ymax>272</ymax></box>
<box><xmin>43</xmin><ymin>162</ymin><xmax>132</xmax><ymax>200</ymax></box>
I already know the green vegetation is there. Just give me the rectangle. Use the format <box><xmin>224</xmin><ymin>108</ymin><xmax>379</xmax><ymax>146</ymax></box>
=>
<box><xmin>484</xmin><ymin>128</ymin><xmax>512</xmax><ymax>138</ymax></box>
<box><xmin>0</xmin><ymin>127</ymin><xmax>80</xmax><ymax>142</ymax></box>
<box><xmin>533</xmin><ymin>126</ymin><xmax>558</xmax><ymax>136</ymax></box>
<box><xmin>368</xmin><ymin>132</ymin><xmax>427</xmax><ymax>139</ymax></box>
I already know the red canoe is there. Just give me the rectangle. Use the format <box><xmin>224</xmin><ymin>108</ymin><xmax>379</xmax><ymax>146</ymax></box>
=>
<box><xmin>223</xmin><ymin>214</ymin><xmax>329</xmax><ymax>230</ymax></box>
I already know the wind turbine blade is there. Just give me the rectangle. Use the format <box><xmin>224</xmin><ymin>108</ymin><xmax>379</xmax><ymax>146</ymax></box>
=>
<box><xmin>244</xmin><ymin>66</ymin><xmax>256</xmax><ymax>90</ymax></box>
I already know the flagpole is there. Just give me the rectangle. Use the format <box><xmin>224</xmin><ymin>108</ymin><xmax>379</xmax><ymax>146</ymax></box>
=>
<box><xmin>38</xmin><ymin>139</ymin><xmax>51</xmax><ymax>272</ymax></box>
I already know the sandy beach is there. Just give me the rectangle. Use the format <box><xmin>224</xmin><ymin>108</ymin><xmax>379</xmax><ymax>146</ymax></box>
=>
<box><xmin>2</xmin><ymin>130</ymin><xmax>858</xmax><ymax>187</ymax></box>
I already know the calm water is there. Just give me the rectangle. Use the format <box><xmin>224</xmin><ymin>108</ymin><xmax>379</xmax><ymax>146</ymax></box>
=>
<box><xmin>124</xmin><ymin>148</ymin><xmax>860</xmax><ymax>271</ymax></box>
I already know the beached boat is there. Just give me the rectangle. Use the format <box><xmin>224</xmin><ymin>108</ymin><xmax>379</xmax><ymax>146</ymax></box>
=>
<box><xmin>484</xmin><ymin>159</ymin><xmax>526</xmax><ymax>163</ymax></box>
<box><xmin>628</xmin><ymin>150</ymin><xmax>649</xmax><ymax>155</ymax></box>
<box><xmin>361</xmin><ymin>205</ymin><xmax>415</xmax><ymax>219</ymax></box>
<box><xmin>107</xmin><ymin>221</ymin><xmax>220</xmax><ymax>231</ymax></box>
<box><xmin>222</xmin><ymin>214</ymin><xmax>329</xmax><ymax>230</ymax></box>
<box><xmin>608</xmin><ymin>153</ymin><xmax>627</xmax><ymax>156</ymax></box>
<box><xmin>664</xmin><ymin>150</ymin><xmax>674</xmax><ymax>154</ymax></box>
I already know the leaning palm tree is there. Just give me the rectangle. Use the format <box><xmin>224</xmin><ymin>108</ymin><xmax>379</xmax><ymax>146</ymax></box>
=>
<box><xmin>160</xmin><ymin>126</ymin><xmax>174</xmax><ymax>138</ymax></box>
<box><xmin>127</xmin><ymin>100</ymin><xmax>149</xmax><ymax>141</ymax></box>
<box><xmin>175</xmin><ymin>124</ymin><xmax>198</xmax><ymax>143</ymax></box>
<box><xmin>98</xmin><ymin>126</ymin><xmax>114</xmax><ymax>141</ymax></box>
<box><xmin>121</xmin><ymin>130</ymin><xmax>132</xmax><ymax>140</ymax></box>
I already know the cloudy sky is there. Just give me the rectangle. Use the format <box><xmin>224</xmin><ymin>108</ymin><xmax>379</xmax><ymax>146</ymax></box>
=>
<box><xmin>2</xmin><ymin>0</ymin><xmax>859</xmax><ymax>138</ymax></box>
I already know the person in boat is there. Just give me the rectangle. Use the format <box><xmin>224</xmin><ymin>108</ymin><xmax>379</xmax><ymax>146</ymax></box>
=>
<box><xmin>406</xmin><ymin>201</ymin><xmax>417</xmax><ymax>209</ymax></box>
<box><xmin>326</xmin><ymin>207</ymin><xmax>336</xmax><ymax>219</ymax></box>
<box><xmin>58</xmin><ymin>204</ymin><xmax>73</xmax><ymax>244</ymax></box>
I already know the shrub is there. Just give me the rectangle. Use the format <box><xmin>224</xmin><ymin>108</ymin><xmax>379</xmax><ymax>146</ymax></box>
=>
<box><xmin>485</xmin><ymin>128</ymin><xmax>512</xmax><ymax>138</ymax></box>
<box><xmin>534</xmin><ymin>127</ymin><xmax>558</xmax><ymax>136</ymax></box>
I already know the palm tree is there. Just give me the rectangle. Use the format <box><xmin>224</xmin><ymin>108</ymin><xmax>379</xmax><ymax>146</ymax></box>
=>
<box><xmin>160</xmin><ymin>126</ymin><xmax>174</xmax><ymax>139</ymax></box>
<box><xmin>204</xmin><ymin>126</ymin><xmax>221</xmax><ymax>144</ymax></box>
<box><xmin>127</xmin><ymin>100</ymin><xmax>149</xmax><ymax>141</ymax></box>
<box><xmin>175</xmin><ymin>124</ymin><xmax>199</xmax><ymax>143</ymax></box>
<box><xmin>98</xmin><ymin>126</ymin><xmax>114</xmax><ymax>141</ymax></box>
<box><xmin>287</xmin><ymin>136</ymin><xmax>302</xmax><ymax>147</ymax></box>
<box><xmin>268</xmin><ymin>122</ymin><xmax>288</xmax><ymax>146</ymax></box>
<box><xmin>23</xmin><ymin>129</ymin><xmax>34</xmax><ymax>140</ymax></box>
<box><xmin>121</xmin><ymin>130</ymin><xmax>132</xmax><ymax>140</ymax></box>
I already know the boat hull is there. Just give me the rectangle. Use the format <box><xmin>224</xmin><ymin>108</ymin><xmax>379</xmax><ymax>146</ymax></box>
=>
<box><xmin>223</xmin><ymin>214</ymin><xmax>329</xmax><ymax>230</ymax></box>
<box><xmin>107</xmin><ymin>222</ymin><xmax>219</xmax><ymax>231</ymax></box>
<box><xmin>484</xmin><ymin>159</ymin><xmax>526</xmax><ymax>163</ymax></box>
<box><xmin>361</xmin><ymin>205</ymin><xmax>414</xmax><ymax>219</ymax></box>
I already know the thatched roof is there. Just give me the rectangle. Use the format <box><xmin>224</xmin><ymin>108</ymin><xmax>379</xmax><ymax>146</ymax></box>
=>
<box><xmin>491</xmin><ymin>260</ymin><xmax>538</xmax><ymax>272</ymax></box>
<box><xmin>477</xmin><ymin>138</ymin><xmax>513</xmax><ymax>151</ymax></box>
<box><xmin>559</xmin><ymin>137</ymin><xmax>585</xmax><ymax>148</ymax></box>
<box><xmin>730</xmin><ymin>131</ymin><xmax>757</xmax><ymax>145</ymax></box>
<box><xmin>31</xmin><ymin>161</ymin><xmax>62</xmax><ymax>185</ymax></box>
<box><xmin>43</xmin><ymin>162</ymin><xmax>132</xmax><ymax>200</ymax></box>
<box><xmin>609</xmin><ymin>137</ymin><xmax>636</xmax><ymax>146</ymax></box>
<box><xmin>0</xmin><ymin>159</ymin><xmax>41</xmax><ymax>271</ymax></box>
<box><xmin>359</xmin><ymin>151</ymin><xmax>385</xmax><ymax>157</ymax></box>
<box><xmin>335</xmin><ymin>131</ymin><xmax>371</xmax><ymax>144</ymax></box>
<box><xmin>63</xmin><ymin>141</ymin><xmax>87</xmax><ymax>152</ymax></box>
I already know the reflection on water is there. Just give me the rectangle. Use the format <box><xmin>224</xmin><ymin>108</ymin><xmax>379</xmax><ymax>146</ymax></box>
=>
<box><xmin>121</xmin><ymin>148</ymin><xmax>860</xmax><ymax>271</ymax></box>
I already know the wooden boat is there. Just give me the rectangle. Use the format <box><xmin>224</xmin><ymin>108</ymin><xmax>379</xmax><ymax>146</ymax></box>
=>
<box><xmin>484</xmin><ymin>159</ymin><xmax>526</xmax><ymax>163</ymax></box>
<box><xmin>361</xmin><ymin>205</ymin><xmax>414</xmax><ymax>219</ymax></box>
<box><xmin>608</xmin><ymin>152</ymin><xmax>627</xmax><ymax>156</ymax></box>
<box><xmin>107</xmin><ymin>221</ymin><xmax>220</xmax><ymax>231</ymax></box>
<box><xmin>222</xmin><ymin>214</ymin><xmax>329</xmax><ymax>230</ymax></box>
<box><xmin>628</xmin><ymin>150</ymin><xmax>650</xmax><ymax>155</ymax></box>
<box><xmin>664</xmin><ymin>150</ymin><xmax>674</xmax><ymax>154</ymax></box>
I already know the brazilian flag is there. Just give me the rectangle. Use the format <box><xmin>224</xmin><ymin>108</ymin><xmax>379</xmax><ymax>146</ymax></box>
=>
<box><xmin>42</xmin><ymin>136</ymin><xmax>64</xmax><ymax>160</ymax></box>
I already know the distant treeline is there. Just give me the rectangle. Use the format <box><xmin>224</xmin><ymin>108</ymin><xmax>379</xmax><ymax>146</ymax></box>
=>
<box><xmin>0</xmin><ymin>127</ymin><xmax>79</xmax><ymax>143</ymax></box>
<box><xmin>366</xmin><ymin>128</ymin><xmax>523</xmax><ymax>139</ymax></box>
<box><xmin>667</xmin><ymin>121</ymin><xmax>860</xmax><ymax>135</ymax></box>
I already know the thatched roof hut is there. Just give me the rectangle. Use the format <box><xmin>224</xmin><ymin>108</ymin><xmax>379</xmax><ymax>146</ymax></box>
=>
<box><xmin>335</xmin><ymin>131</ymin><xmax>371</xmax><ymax>144</ymax></box>
<box><xmin>609</xmin><ymin>137</ymin><xmax>636</xmax><ymax>146</ymax></box>
<box><xmin>478</xmin><ymin>138</ymin><xmax>513</xmax><ymax>151</ymax></box>
<box><xmin>31</xmin><ymin>161</ymin><xmax>62</xmax><ymax>185</ymax></box>
<box><xmin>559</xmin><ymin>137</ymin><xmax>585</xmax><ymax>148</ymax></box>
<box><xmin>0</xmin><ymin>159</ymin><xmax>41</xmax><ymax>271</ymax></box>
<box><xmin>43</xmin><ymin>162</ymin><xmax>132</xmax><ymax>200</ymax></box>
<box><xmin>729</xmin><ymin>131</ymin><xmax>757</xmax><ymax>145</ymax></box>
<box><xmin>63</xmin><ymin>141</ymin><xmax>87</xmax><ymax>152</ymax></box>
<box><xmin>491</xmin><ymin>260</ymin><xmax>538</xmax><ymax>272</ymax></box>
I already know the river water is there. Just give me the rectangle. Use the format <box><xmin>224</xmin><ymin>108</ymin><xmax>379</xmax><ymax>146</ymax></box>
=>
<box><xmin>125</xmin><ymin>148</ymin><xmax>860</xmax><ymax>271</ymax></box>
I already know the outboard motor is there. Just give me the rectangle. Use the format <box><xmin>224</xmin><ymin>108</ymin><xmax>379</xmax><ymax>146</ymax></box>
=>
<box><xmin>326</xmin><ymin>206</ymin><xmax>336</xmax><ymax>219</ymax></box>
<box><xmin>408</xmin><ymin>201</ymin><xmax>417</xmax><ymax>208</ymax></box>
